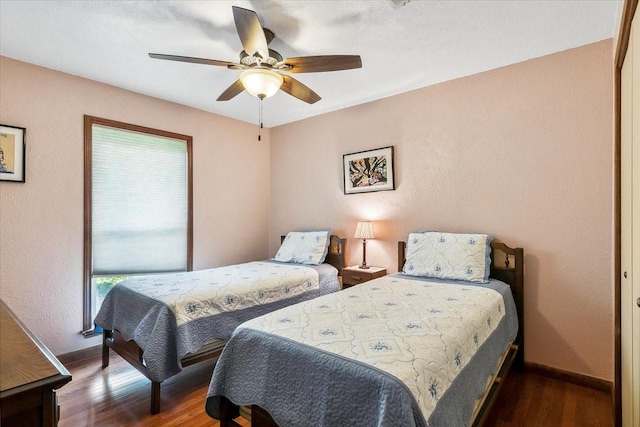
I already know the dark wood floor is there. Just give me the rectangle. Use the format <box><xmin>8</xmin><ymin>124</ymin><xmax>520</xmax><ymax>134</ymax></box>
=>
<box><xmin>58</xmin><ymin>355</ymin><xmax>248</xmax><ymax>427</ymax></box>
<box><xmin>483</xmin><ymin>370</ymin><xmax>613</xmax><ymax>427</ymax></box>
<box><xmin>58</xmin><ymin>354</ymin><xmax>613</xmax><ymax>426</ymax></box>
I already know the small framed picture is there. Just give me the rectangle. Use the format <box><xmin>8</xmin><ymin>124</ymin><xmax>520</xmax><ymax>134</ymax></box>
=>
<box><xmin>343</xmin><ymin>146</ymin><xmax>395</xmax><ymax>194</ymax></box>
<box><xmin>0</xmin><ymin>124</ymin><xmax>26</xmax><ymax>183</ymax></box>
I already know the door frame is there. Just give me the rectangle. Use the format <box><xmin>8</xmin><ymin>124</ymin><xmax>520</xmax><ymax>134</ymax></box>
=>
<box><xmin>616</xmin><ymin>1</ymin><xmax>639</xmax><ymax>425</ymax></box>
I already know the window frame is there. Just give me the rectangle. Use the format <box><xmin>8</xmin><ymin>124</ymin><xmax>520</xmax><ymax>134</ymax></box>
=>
<box><xmin>82</xmin><ymin>115</ymin><xmax>193</xmax><ymax>335</ymax></box>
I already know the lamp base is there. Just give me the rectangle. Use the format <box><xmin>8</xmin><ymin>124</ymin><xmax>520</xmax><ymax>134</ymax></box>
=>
<box><xmin>359</xmin><ymin>239</ymin><xmax>370</xmax><ymax>270</ymax></box>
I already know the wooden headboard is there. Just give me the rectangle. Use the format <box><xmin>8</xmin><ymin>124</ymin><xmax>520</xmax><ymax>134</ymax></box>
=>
<box><xmin>397</xmin><ymin>240</ymin><xmax>524</xmax><ymax>371</ymax></box>
<box><xmin>280</xmin><ymin>235</ymin><xmax>347</xmax><ymax>276</ymax></box>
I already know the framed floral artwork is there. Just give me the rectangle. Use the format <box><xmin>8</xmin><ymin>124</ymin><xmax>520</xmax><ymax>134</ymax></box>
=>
<box><xmin>343</xmin><ymin>146</ymin><xmax>394</xmax><ymax>194</ymax></box>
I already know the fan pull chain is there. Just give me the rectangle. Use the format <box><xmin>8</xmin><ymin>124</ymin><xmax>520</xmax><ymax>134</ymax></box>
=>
<box><xmin>258</xmin><ymin>96</ymin><xmax>264</xmax><ymax>141</ymax></box>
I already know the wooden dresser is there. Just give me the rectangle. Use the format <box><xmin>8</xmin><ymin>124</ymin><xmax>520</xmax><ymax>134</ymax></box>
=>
<box><xmin>0</xmin><ymin>300</ymin><xmax>72</xmax><ymax>427</ymax></box>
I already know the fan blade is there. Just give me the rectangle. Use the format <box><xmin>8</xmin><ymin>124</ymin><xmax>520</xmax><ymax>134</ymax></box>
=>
<box><xmin>281</xmin><ymin>75</ymin><xmax>321</xmax><ymax>104</ymax></box>
<box><xmin>217</xmin><ymin>79</ymin><xmax>246</xmax><ymax>101</ymax></box>
<box><xmin>149</xmin><ymin>53</ymin><xmax>239</xmax><ymax>68</ymax></box>
<box><xmin>232</xmin><ymin>6</ymin><xmax>269</xmax><ymax>59</ymax></box>
<box><xmin>283</xmin><ymin>55</ymin><xmax>362</xmax><ymax>73</ymax></box>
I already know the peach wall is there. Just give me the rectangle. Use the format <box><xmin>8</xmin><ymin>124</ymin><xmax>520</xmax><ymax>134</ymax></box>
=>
<box><xmin>0</xmin><ymin>57</ymin><xmax>271</xmax><ymax>355</ymax></box>
<box><xmin>270</xmin><ymin>40</ymin><xmax>614</xmax><ymax>380</ymax></box>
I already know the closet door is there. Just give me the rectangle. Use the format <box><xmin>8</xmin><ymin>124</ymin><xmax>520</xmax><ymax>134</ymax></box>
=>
<box><xmin>633</xmin><ymin>17</ymin><xmax>640</xmax><ymax>427</ymax></box>
<box><xmin>622</xmin><ymin>15</ymin><xmax>640</xmax><ymax>427</ymax></box>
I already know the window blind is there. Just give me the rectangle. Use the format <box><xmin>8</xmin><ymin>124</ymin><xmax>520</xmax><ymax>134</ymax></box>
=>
<box><xmin>91</xmin><ymin>124</ymin><xmax>188</xmax><ymax>275</ymax></box>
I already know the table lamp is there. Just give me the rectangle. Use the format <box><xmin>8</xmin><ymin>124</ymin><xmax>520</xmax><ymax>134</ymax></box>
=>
<box><xmin>354</xmin><ymin>221</ymin><xmax>375</xmax><ymax>269</ymax></box>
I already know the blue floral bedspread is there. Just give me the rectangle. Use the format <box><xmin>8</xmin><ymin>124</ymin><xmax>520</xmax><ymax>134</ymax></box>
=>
<box><xmin>206</xmin><ymin>275</ymin><xmax>518</xmax><ymax>426</ymax></box>
<box><xmin>94</xmin><ymin>262</ymin><xmax>338</xmax><ymax>382</ymax></box>
<box><xmin>113</xmin><ymin>262</ymin><xmax>319</xmax><ymax>326</ymax></box>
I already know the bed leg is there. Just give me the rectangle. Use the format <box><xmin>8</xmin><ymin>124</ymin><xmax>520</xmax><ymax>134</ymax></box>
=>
<box><xmin>220</xmin><ymin>396</ymin><xmax>242</xmax><ymax>427</ymax></box>
<box><xmin>514</xmin><ymin>345</ymin><xmax>525</xmax><ymax>372</ymax></box>
<box><xmin>150</xmin><ymin>381</ymin><xmax>161</xmax><ymax>415</ymax></box>
<box><xmin>101</xmin><ymin>330</ymin><xmax>112</xmax><ymax>369</ymax></box>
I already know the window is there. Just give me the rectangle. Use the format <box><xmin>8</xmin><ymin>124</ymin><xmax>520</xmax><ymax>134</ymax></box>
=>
<box><xmin>83</xmin><ymin>116</ymin><xmax>192</xmax><ymax>334</ymax></box>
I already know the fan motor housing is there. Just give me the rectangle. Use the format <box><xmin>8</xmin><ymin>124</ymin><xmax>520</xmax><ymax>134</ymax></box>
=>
<box><xmin>240</xmin><ymin>49</ymin><xmax>283</xmax><ymax>67</ymax></box>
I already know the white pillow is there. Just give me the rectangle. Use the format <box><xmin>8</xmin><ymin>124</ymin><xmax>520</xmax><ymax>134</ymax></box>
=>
<box><xmin>402</xmin><ymin>232</ymin><xmax>493</xmax><ymax>283</ymax></box>
<box><xmin>273</xmin><ymin>231</ymin><xmax>331</xmax><ymax>265</ymax></box>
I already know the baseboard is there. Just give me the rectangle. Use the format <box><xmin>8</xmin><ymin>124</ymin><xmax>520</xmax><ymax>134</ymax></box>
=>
<box><xmin>525</xmin><ymin>362</ymin><xmax>612</xmax><ymax>393</ymax></box>
<box><xmin>57</xmin><ymin>344</ymin><xmax>102</xmax><ymax>365</ymax></box>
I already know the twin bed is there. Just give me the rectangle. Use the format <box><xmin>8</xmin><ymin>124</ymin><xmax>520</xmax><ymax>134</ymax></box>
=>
<box><xmin>206</xmin><ymin>232</ymin><xmax>524</xmax><ymax>427</ymax></box>
<box><xmin>94</xmin><ymin>232</ymin><xmax>347</xmax><ymax>414</ymax></box>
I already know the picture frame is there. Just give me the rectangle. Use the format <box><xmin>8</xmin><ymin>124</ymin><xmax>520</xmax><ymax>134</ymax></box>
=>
<box><xmin>343</xmin><ymin>146</ymin><xmax>395</xmax><ymax>194</ymax></box>
<box><xmin>0</xmin><ymin>124</ymin><xmax>26</xmax><ymax>183</ymax></box>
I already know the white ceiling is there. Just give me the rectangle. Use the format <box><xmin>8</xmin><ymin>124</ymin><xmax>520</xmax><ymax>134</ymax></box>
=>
<box><xmin>0</xmin><ymin>0</ymin><xmax>622</xmax><ymax>128</ymax></box>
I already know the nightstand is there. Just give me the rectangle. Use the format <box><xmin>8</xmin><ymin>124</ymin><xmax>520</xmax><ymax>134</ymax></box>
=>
<box><xmin>341</xmin><ymin>266</ymin><xmax>387</xmax><ymax>289</ymax></box>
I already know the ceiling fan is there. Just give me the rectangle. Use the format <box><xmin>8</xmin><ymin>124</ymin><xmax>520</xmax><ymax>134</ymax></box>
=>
<box><xmin>149</xmin><ymin>6</ymin><xmax>362</xmax><ymax>105</ymax></box>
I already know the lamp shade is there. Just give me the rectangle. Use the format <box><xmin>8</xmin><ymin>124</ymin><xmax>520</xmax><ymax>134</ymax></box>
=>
<box><xmin>240</xmin><ymin>68</ymin><xmax>284</xmax><ymax>99</ymax></box>
<box><xmin>354</xmin><ymin>221</ymin><xmax>375</xmax><ymax>239</ymax></box>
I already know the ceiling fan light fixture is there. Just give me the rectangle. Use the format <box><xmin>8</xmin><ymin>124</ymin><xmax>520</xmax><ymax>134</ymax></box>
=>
<box><xmin>240</xmin><ymin>68</ymin><xmax>283</xmax><ymax>99</ymax></box>
<box><xmin>150</xmin><ymin>7</ymin><xmax>361</xmax><ymax>105</ymax></box>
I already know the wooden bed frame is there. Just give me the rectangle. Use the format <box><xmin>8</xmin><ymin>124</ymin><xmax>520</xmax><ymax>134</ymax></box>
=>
<box><xmin>101</xmin><ymin>235</ymin><xmax>347</xmax><ymax>415</ymax></box>
<box><xmin>221</xmin><ymin>239</ymin><xmax>524</xmax><ymax>427</ymax></box>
